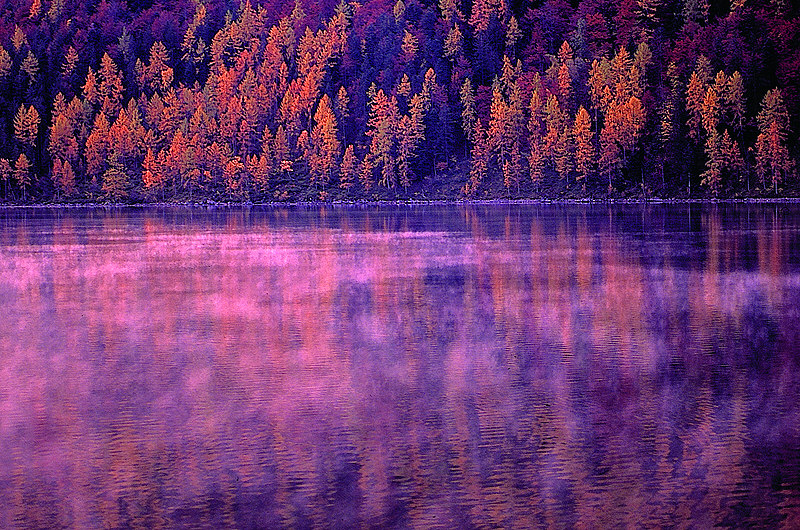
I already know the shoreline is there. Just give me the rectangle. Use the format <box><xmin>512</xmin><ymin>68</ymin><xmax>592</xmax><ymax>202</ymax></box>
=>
<box><xmin>3</xmin><ymin>197</ymin><xmax>800</xmax><ymax>209</ymax></box>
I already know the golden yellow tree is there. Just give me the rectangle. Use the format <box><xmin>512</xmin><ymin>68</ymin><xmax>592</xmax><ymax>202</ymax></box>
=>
<box><xmin>365</xmin><ymin>89</ymin><xmax>399</xmax><ymax>187</ymax></box>
<box><xmin>755</xmin><ymin>89</ymin><xmax>793</xmax><ymax>192</ymax></box>
<box><xmin>309</xmin><ymin>95</ymin><xmax>340</xmax><ymax>187</ymax></box>
<box><xmin>573</xmin><ymin>107</ymin><xmax>596</xmax><ymax>187</ymax></box>
<box><xmin>340</xmin><ymin>145</ymin><xmax>356</xmax><ymax>189</ymax></box>
<box><xmin>14</xmin><ymin>154</ymin><xmax>31</xmax><ymax>199</ymax></box>
<box><xmin>14</xmin><ymin>104</ymin><xmax>39</xmax><ymax>148</ymax></box>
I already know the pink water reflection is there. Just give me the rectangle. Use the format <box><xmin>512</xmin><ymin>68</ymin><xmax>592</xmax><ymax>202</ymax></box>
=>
<box><xmin>0</xmin><ymin>204</ymin><xmax>798</xmax><ymax>528</ymax></box>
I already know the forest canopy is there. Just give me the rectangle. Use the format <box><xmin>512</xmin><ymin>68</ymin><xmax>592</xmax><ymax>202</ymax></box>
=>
<box><xmin>0</xmin><ymin>0</ymin><xmax>798</xmax><ymax>202</ymax></box>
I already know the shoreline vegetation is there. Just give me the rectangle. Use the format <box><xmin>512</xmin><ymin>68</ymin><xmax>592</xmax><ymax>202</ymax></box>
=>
<box><xmin>0</xmin><ymin>0</ymin><xmax>797</xmax><ymax>206</ymax></box>
<box><xmin>5</xmin><ymin>196</ymin><xmax>800</xmax><ymax>209</ymax></box>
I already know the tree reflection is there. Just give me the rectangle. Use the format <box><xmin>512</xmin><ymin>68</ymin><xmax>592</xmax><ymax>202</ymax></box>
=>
<box><xmin>0</xmin><ymin>204</ymin><xmax>798</xmax><ymax>527</ymax></box>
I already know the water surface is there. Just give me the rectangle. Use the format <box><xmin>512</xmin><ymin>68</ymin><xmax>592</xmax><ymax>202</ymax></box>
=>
<box><xmin>1</xmin><ymin>204</ymin><xmax>799</xmax><ymax>528</ymax></box>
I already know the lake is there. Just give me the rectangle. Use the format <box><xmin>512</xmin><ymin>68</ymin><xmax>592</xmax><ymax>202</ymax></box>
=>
<box><xmin>0</xmin><ymin>203</ymin><xmax>799</xmax><ymax>528</ymax></box>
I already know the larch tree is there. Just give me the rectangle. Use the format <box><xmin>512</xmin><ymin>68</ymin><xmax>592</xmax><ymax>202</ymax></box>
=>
<box><xmin>505</xmin><ymin>16</ymin><xmax>522</xmax><ymax>54</ymax></box>
<box><xmin>21</xmin><ymin>50</ymin><xmax>39</xmax><ymax>87</ymax></box>
<box><xmin>248</xmin><ymin>153</ymin><xmax>271</xmax><ymax>193</ymax></box>
<box><xmin>637</xmin><ymin>0</ymin><xmax>662</xmax><ymax>41</ymax></box>
<box><xmin>701</xmin><ymin>130</ymin><xmax>723</xmax><ymax>194</ymax></box>
<box><xmin>62</xmin><ymin>46</ymin><xmax>78</xmax><ymax>81</ymax></box>
<box><xmin>85</xmin><ymin>113</ymin><xmax>111</xmax><ymax>184</ymax></box>
<box><xmin>488</xmin><ymin>84</ymin><xmax>511</xmax><ymax>174</ymax></box>
<box><xmin>543</xmin><ymin>95</ymin><xmax>567</xmax><ymax>178</ymax></box>
<box><xmin>309</xmin><ymin>95</ymin><xmax>340</xmax><ymax>187</ymax></box>
<box><xmin>528</xmin><ymin>89</ymin><xmax>545</xmax><ymax>184</ymax></box>
<box><xmin>700</xmin><ymin>86</ymin><xmax>719</xmax><ymax>136</ymax></box>
<box><xmin>755</xmin><ymin>89</ymin><xmax>793</xmax><ymax>192</ymax></box>
<box><xmin>52</xmin><ymin>158</ymin><xmax>76</xmax><ymax>198</ymax></box>
<box><xmin>460</xmin><ymin>78</ymin><xmax>477</xmax><ymax>146</ymax></box>
<box><xmin>632</xmin><ymin>42</ymin><xmax>652</xmax><ymax>99</ymax></box>
<box><xmin>102</xmin><ymin>153</ymin><xmax>130</xmax><ymax>200</ymax></box>
<box><xmin>14</xmin><ymin>154</ymin><xmax>31</xmax><ymax>199</ymax></box>
<box><xmin>340</xmin><ymin>145</ymin><xmax>356</xmax><ymax>189</ymax></box>
<box><xmin>49</xmin><ymin>110</ymin><xmax>79</xmax><ymax>165</ymax></box>
<box><xmin>686</xmin><ymin>57</ymin><xmax>713</xmax><ymax>140</ymax></box>
<box><xmin>142</xmin><ymin>148</ymin><xmax>166</xmax><ymax>196</ymax></box>
<box><xmin>0</xmin><ymin>159</ymin><xmax>11</xmax><ymax>199</ymax></box>
<box><xmin>724</xmin><ymin>71</ymin><xmax>746</xmax><ymax>133</ymax></box>
<box><xmin>444</xmin><ymin>24</ymin><xmax>464</xmax><ymax>62</ymax></box>
<box><xmin>589</xmin><ymin>59</ymin><xmax>611</xmax><ymax>119</ymax></box>
<box><xmin>469</xmin><ymin>0</ymin><xmax>505</xmax><ymax>33</ymax></box>
<box><xmin>401</xmin><ymin>30</ymin><xmax>419</xmax><ymax>64</ymax></box>
<box><xmin>573</xmin><ymin>107</ymin><xmax>596</xmax><ymax>187</ymax></box>
<box><xmin>465</xmin><ymin>124</ymin><xmax>490</xmax><ymax>195</ymax></box>
<box><xmin>14</xmin><ymin>104</ymin><xmax>39</xmax><ymax>148</ymax></box>
<box><xmin>397</xmin><ymin>93</ymin><xmax>427</xmax><ymax>189</ymax></box>
<box><xmin>145</xmin><ymin>41</ymin><xmax>174</xmax><ymax>94</ymax></box>
<box><xmin>0</xmin><ymin>47</ymin><xmax>11</xmax><ymax>81</ymax></box>
<box><xmin>365</xmin><ymin>89</ymin><xmax>400</xmax><ymax>187</ymax></box>
<box><xmin>99</xmin><ymin>53</ymin><xmax>124</xmax><ymax>119</ymax></box>
<box><xmin>223</xmin><ymin>156</ymin><xmax>246</xmax><ymax>198</ymax></box>
<box><xmin>557</xmin><ymin>41</ymin><xmax>574</xmax><ymax>108</ymax></box>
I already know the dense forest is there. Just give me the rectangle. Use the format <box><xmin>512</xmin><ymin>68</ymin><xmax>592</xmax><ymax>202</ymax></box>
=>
<box><xmin>0</xmin><ymin>0</ymin><xmax>798</xmax><ymax>203</ymax></box>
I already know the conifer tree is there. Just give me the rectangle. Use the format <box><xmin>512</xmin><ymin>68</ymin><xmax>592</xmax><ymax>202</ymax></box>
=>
<box><xmin>14</xmin><ymin>105</ymin><xmax>39</xmax><ymax>148</ymax></box>
<box><xmin>755</xmin><ymin>89</ymin><xmax>793</xmax><ymax>192</ymax></box>
<box><xmin>309</xmin><ymin>95</ymin><xmax>340</xmax><ymax>187</ymax></box>
<box><xmin>14</xmin><ymin>154</ymin><xmax>31</xmax><ymax>199</ymax></box>
<box><xmin>340</xmin><ymin>145</ymin><xmax>356</xmax><ymax>189</ymax></box>
<box><xmin>573</xmin><ymin>107</ymin><xmax>596</xmax><ymax>187</ymax></box>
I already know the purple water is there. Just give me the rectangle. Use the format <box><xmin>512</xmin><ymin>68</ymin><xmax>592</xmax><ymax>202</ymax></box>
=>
<box><xmin>1</xmin><ymin>204</ymin><xmax>798</xmax><ymax>528</ymax></box>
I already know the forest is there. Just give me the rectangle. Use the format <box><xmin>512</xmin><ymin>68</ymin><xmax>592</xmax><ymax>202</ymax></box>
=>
<box><xmin>0</xmin><ymin>0</ymin><xmax>798</xmax><ymax>203</ymax></box>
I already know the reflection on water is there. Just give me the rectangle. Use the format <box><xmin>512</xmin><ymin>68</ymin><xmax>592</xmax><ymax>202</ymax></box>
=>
<box><xmin>0</xmin><ymin>204</ymin><xmax>799</xmax><ymax>528</ymax></box>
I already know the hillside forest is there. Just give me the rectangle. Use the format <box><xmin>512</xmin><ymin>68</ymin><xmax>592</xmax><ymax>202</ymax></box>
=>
<box><xmin>0</xmin><ymin>0</ymin><xmax>799</xmax><ymax>202</ymax></box>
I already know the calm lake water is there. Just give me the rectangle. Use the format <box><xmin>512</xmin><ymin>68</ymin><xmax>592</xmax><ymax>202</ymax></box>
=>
<box><xmin>0</xmin><ymin>203</ymin><xmax>799</xmax><ymax>528</ymax></box>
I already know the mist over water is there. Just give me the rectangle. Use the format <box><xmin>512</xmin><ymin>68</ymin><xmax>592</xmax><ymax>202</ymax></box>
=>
<box><xmin>1</xmin><ymin>204</ymin><xmax>799</xmax><ymax>528</ymax></box>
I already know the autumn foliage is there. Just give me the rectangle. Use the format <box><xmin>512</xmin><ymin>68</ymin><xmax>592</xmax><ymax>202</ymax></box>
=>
<box><xmin>0</xmin><ymin>0</ymin><xmax>797</xmax><ymax>202</ymax></box>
